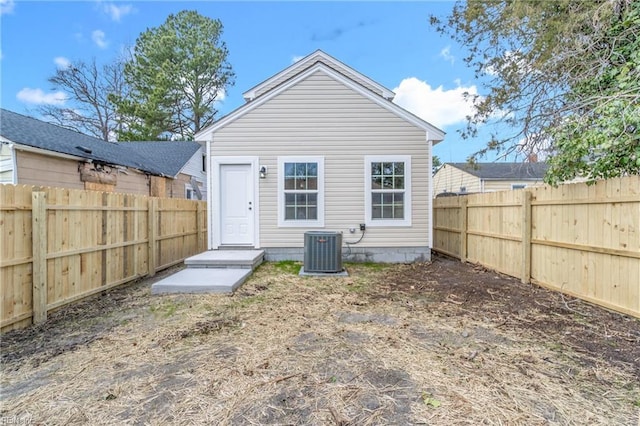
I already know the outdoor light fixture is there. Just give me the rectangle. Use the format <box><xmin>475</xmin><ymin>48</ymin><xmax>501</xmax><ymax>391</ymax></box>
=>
<box><xmin>259</xmin><ymin>166</ymin><xmax>267</xmax><ymax>179</ymax></box>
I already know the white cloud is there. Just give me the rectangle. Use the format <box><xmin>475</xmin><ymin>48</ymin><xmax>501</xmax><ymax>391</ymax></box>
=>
<box><xmin>101</xmin><ymin>2</ymin><xmax>133</xmax><ymax>22</ymax></box>
<box><xmin>54</xmin><ymin>56</ymin><xmax>71</xmax><ymax>69</ymax></box>
<box><xmin>92</xmin><ymin>30</ymin><xmax>109</xmax><ymax>49</ymax></box>
<box><xmin>393</xmin><ymin>77</ymin><xmax>479</xmax><ymax>129</ymax></box>
<box><xmin>0</xmin><ymin>0</ymin><xmax>15</xmax><ymax>15</ymax></box>
<box><xmin>439</xmin><ymin>46</ymin><xmax>454</xmax><ymax>65</ymax></box>
<box><xmin>292</xmin><ymin>55</ymin><xmax>304</xmax><ymax>64</ymax></box>
<box><xmin>17</xmin><ymin>88</ymin><xmax>66</xmax><ymax>105</ymax></box>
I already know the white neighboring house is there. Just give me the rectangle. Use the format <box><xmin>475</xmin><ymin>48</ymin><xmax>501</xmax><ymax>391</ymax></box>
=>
<box><xmin>433</xmin><ymin>162</ymin><xmax>549</xmax><ymax>196</ymax></box>
<box><xmin>195</xmin><ymin>50</ymin><xmax>445</xmax><ymax>263</ymax></box>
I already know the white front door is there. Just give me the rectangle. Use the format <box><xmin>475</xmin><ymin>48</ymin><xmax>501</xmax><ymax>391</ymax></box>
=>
<box><xmin>220</xmin><ymin>164</ymin><xmax>254</xmax><ymax>245</ymax></box>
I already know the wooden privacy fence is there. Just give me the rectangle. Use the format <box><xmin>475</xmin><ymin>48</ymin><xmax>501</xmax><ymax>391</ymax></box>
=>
<box><xmin>1</xmin><ymin>185</ymin><xmax>207</xmax><ymax>332</ymax></box>
<box><xmin>433</xmin><ymin>175</ymin><xmax>639</xmax><ymax>318</ymax></box>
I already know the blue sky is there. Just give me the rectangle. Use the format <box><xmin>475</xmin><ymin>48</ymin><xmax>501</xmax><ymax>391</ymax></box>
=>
<box><xmin>1</xmin><ymin>0</ymin><xmax>504</xmax><ymax>162</ymax></box>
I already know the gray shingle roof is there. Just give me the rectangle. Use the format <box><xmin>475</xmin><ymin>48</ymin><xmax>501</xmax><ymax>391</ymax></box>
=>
<box><xmin>447</xmin><ymin>162</ymin><xmax>549</xmax><ymax>180</ymax></box>
<box><xmin>118</xmin><ymin>141</ymin><xmax>202</xmax><ymax>178</ymax></box>
<box><xmin>0</xmin><ymin>109</ymin><xmax>165</xmax><ymax>176</ymax></box>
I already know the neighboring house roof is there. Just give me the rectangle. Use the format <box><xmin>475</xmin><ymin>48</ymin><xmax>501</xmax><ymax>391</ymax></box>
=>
<box><xmin>118</xmin><ymin>141</ymin><xmax>202</xmax><ymax>178</ymax></box>
<box><xmin>196</xmin><ymin>52</ymin><xmax>445</xmax><ymax>142</ymax></box>
<box><xmin>446</xmin><ymin>162</ymin><xmax>549</xmax><ymax>180</ymax></box>
<box><xmin>242</xmin><ymin>50</ymin><xmax>396</xmax><ymax>102</ymax></box>
<box><xmin>0</xmin><ymin>109</ymin><xmax>165</xmax><ymax>176</ymax></box>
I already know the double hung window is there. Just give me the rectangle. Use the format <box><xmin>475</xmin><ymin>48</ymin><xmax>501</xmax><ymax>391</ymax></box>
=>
<box><xmin>365</xmin><ymin>155</ymin><xmax>411</xmax><ymax>226</ymax></box>
<box><xmin>278</xmin><ymin>157</ymin><xmax>324</xmax><ymax>227</ymax></box>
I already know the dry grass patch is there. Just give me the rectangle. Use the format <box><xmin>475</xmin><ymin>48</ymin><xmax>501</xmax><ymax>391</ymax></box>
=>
<box><xmin>1</xmin><ymin>256</ymin><xmax>639</xmax><ymax>425</ymax></box>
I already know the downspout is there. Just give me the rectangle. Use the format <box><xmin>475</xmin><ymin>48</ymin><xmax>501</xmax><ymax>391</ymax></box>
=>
<box><xmin>480</xmin><ymin>178</ymin><xmax>485</xmax><ymax>193</ymax></box>
<box><xmin>11</xmin><ymin>143</ymin><xmax>18</xmax><ymax>184</ymax></box>
<box><xmin>427</xmin><ymin>134</ymin><xmax>434</xmax><ymax>249</ymax></box>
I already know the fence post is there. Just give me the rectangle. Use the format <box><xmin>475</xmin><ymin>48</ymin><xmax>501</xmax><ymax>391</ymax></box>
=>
<box><xmin>460</xmin><ymin>197</ymin><xmax>468</xmax><ymax>262</ymax></box>
<box><xmin>148</xmin><ymin>197</ymin><xmax>157</xmax><ymax>277</ymax></box>
<box><xmin>197</xmin><ymin>202</ymin><xmax>205</xmax><ymax>252</ymax></box>
<box><xmin>31</xmin><ymin>191</ymin><xmax>47</xmax><ymax>324</ymax></box>
<box><xmin>521</xmin><ymin>190</ymin><xmax>532</xmax><ymax>283</ymax></box>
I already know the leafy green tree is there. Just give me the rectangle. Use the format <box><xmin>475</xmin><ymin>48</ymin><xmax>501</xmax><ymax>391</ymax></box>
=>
<box><xmin>114</xmin><ymin>10</ymin><xmax>234</xmax><ymax>140</ymax></box>
<box><xmin>431</xmin><ymin>0</ymin><xmax>639</xmax><ymax>183</ymax></box>
<box><xmin>546</xmin><ymin>3</ymin><xmax>640</xmax><ymax>183</ymax></box>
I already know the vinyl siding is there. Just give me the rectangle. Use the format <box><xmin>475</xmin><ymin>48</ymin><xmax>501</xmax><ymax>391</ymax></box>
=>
<box><xmin>0</xmin><ymin>144</ymin><xmax>15</xmax><ymax>183</ymax></box>
<box><xmin>15</xmin><ymin>150</ymin><xmax>85</xmax><ymax>189</ymax></box>
<box><xmin>252</xmin><ymin>61</ymin><xmax>385</xmax><ymax>100</ymax></box>
<box><xmin>14</xmin><ymin>149</ymin><xmax>152</xmax><ymax>195</ymax></box>
<box><xmin>180</xmin><ymin>148</ymin><xmax>207</xmax><ymax>199</ymax></box>
<box><xmin>483</xmin><ymin>179</ymin><xmax>544</xmax><ymax>192</ymax></box>
<box><xmin>212</xmin><ymin>71</ymin><xmax>431</xmax><ymax>248</ymax></box>
<box><xmin>433</xmin><ymin>164</ymin><xmax>481</xmax><ymax>195</ymax></box>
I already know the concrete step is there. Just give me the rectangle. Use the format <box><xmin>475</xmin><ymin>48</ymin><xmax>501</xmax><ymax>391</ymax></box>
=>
<box><xmin>184</xmin><ymin>250</ymin><xmax>264</xmax><ymax>270</ymax></box>
<box><xmin>151</xmin><ymin>268</ymin><xmax>252</xmax><ymax>295</ymax></box>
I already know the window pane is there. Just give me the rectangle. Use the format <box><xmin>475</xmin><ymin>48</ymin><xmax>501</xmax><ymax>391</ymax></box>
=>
<box><xmin>371</xmin><ymin>162</ymin><xmax>382</xmax><ymax>176</ymax></box>
<box><xmin>394</xmin><ymin>162</ymin><xmax>404</xmax><ymax>176</ymax></box>
<box><xmin>383</xmin><ymin>177</ymin><xmax>393</xmax><ymax>188</ymax></box>
<box><xmin>284</xmin><ymin>163</ymin><xmax>295</xmax><ymax>177</ymax></box>
<box><xmin>307</xmin><ymin>193</ymin><xmax>317</xmax><ymax>205</ymax></box>
<box><xmin>372</xmin><ymin>176</ymin><xmax>382</xmax><ymax>189</ymax></box>
<box><xmin>383</xmin><ymin>193</ymin><xmax>393</xmax><ymax>204</ymax></box>
<box><xmin>307</xmin><ymin>163</ymin><xmax>317</xmax><ymax>177</ymax></box>
<box><xmin>296</xmin><ymin>193</ymin><xmax>307</xmax><ymax>204</ymax></box>
<box><xmin>307</xmin><ymin>207</ymin><xmax>317</xmax><ymax>220</ymax></box>
<box><xmin>371</xmin><ymin>192</ymin><xmax>382</xmax><ymax>204</ymax></box>
<box><xmin>295</xmin><ymin>163</ymin><xmax>307</xmax><ymax>176</ymax></box>
<box><xmin>372</xmin><ymin>205</ymin><xmax>382</xmax><ymax>219</ymax></box>
<box><xmin>394</xmin><ymin>205</ymin><xmax>404</xmax><ymax>218</ymax></box>
<box><xmin>307</xmin><ymin>177</ymin><xmax>317</xmax><ymax>190</ymax></box>
<box><xmin>285</xmin><ymin>193</ymin><xmax>295</xmax><ymax>206</ymax></box>
<box><xmin>284</xmin><ymin>177</ymin><xmax>295</xmax><ymax>190</ymax></box>
<box><xmin>382</xmin><ymin>206</ymin><xmax>393</xmax><ymax>218</ymax></box>
<box><xmin>295</xmin><ymin>177</ymin><xmax>307</xmax><ymax>190</ymax></box>
<box><xmin>285</xmin><ymin>207</ymin><xmax>296</xmax><ymax>220</ymax></box>
<box><xmin>383</xmin><ymin>162</ymin><xmax>393</xmax><ymax>175</ymax></box>
<box><xmin>296</xmin><ymin>206</ymin><xmax>307</xmax><ymax>219</ymax></box>
<box><xmin>394</xmin><ymin>177</ymin><xmax>404</xmax><ymax>189</ymax></box>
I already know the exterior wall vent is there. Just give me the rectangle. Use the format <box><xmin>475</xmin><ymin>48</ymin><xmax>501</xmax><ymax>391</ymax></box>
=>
<box><xmin>304</xmin><ymin>231</ymin><xmax>343</xmax><ymax>273</ymax></box>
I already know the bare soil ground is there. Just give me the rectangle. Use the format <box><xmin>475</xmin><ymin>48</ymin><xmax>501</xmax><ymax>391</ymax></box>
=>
<box><xmin>1</xmin><ymin>254</ymin><xmax>639</xmax><ymax>425</ymax></box>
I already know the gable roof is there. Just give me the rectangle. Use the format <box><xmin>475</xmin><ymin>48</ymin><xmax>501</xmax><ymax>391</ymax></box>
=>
<box><xmin>243</xmin><ymin>50</ymin><xmax>396</xmax><ymax>102</ymax></box>
<box><xmin>0</xmin><ymin>109</ymin><xmax>165</xmax><ymax>176</ymax></box>
<box><xmin>118</xmin><ymin>141</ymin><xmax>202</xmax><ymax>178</ymax></box>
<box><xmin>446</xmin><ymin>162</ymin><xmax>549</xmax><ymax>180</ymax></box>
<box><xmin>196</xmin><ymin>56</ymin><xmax>445</xmax><ymax>142</ymax></box>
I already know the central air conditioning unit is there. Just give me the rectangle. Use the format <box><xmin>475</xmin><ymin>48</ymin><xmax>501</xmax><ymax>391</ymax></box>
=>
<box><xmin>304</xmin><ymin>231</ymin><xmax>343</xmax><ymax>273</ymax></box>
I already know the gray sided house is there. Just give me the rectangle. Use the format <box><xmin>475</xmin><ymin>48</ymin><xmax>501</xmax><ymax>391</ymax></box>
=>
<box><xmin>433</xmin><ymin>162</ymin><xmax>549</xmax><ymax>196</ymax></box>
<box><xmin>0</xmin><ymin>109</ymin><xmax>204</xmax><ymax>198</ymax></box>
<box><xmin>120</xmin><ymin>142</ymin><xmax>206</xmax><ymax>200</ymax></box>
<box><xmin>195</xmin><ymin>50</ymin><xmax>445</xmax><ymax>263</ymax></box>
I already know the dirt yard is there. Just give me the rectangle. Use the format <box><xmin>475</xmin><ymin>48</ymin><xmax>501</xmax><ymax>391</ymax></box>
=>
<box><xmin>1</xmin><ymin>254</ymin><xmax>639</xmax><ymax>425</ymax></box>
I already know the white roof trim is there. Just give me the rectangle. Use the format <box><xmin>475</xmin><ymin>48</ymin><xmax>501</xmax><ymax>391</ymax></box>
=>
<box><xmin>197</xmin><ymin>62</ymin><xmax>445</xmax><ymax>142</ymax></box>
<box><xmin>242</xmin><ymin>50</ymin><xmax>395</xmax><ymax>102</ymax></box>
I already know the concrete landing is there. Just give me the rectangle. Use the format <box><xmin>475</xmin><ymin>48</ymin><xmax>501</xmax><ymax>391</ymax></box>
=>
<box><xmin>151</xmin><ymin>268</ymin><xmax>252</xmax><ymax>294</ymax></box>
<box><xmin>151</xmin><ymin>249</ymin><xmax>264</xmax><ymax>295</ymax></box>
<box><xmin>185</xmin><ymin>250</ymin><xmax>264</xmax><ymax>269</ymax></box>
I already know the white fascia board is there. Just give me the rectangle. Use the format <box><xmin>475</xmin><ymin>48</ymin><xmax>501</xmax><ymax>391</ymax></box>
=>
<box><xmin>241</xmin><ymin>50</ymin><xmax>396</xmax><ymax>102</ymax></box>
<box><xmin>197</xmin><ymin>63</ymin><xmax>445</xmax><ymax>142</ymax></box>
<box><xmin>10</xmin><ymin>142</ymin><xmax>87</xmax><ymax>161</ymax></box>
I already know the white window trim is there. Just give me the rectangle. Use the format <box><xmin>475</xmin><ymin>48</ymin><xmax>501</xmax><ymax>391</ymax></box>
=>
<box><xmin>278</xmin><ymin>156</ymin><xmax>325</xmax><ymax>228</ymax></box>
<box><xmin>185</xmin><ymin>183</ymin><xmax>195</xmax><ymax>200</ymax></box>
<box><xmin>365</xmin><ymin>155</ymin><xmax>412</xmax><ymax>227</ymax></box>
